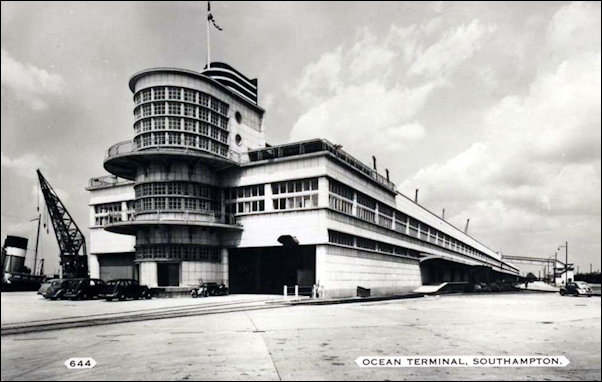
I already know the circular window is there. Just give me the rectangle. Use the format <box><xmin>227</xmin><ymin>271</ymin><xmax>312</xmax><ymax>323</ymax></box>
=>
<box><xmin>235</xmin><ymin>111</ymin><xmax>242</xmax><ymax>124</ymax></box>
<box><xmin>235</xmin><ymin>134</ymin><xmax>242</xmax><ymax>146</ymax></box>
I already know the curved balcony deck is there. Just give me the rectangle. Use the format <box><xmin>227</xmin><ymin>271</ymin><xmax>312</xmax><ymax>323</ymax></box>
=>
<box><xmin>104</xmin><ymin>211</ymin><xmax>242</xmax><ymax>235</ymax></box>
<box><xmin>104</xmin><ymin>140</ymin><xmax>243</xmax><ymax>180</ymax></box>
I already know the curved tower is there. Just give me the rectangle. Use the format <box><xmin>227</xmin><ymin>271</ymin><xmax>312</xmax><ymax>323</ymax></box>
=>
<box><xmin>103</xmin><ymin>63</ymin><xmax>265</xmax><ymax>287</ymax></box>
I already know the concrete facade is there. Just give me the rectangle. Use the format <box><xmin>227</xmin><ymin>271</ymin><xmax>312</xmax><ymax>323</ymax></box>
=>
<box><xmin>88</xmin><ymin>62</ymin><xmax>519</xmax><ymax>297</ymax></box>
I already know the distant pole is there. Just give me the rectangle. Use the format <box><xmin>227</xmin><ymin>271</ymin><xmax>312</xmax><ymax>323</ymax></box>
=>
<box><xmin>33</xmin><ymin>213</ymin><xmax>41</xmax><ymax>275</ymax></box>
<box><xmin>565</xmin><ymin>241</ymin><xmax>568</xmax><ymax>284</ymax></box>
<box><xmin>206</xmin><ymin>1</ymin><xmax>211</xmax><ymax>68</ymax></box>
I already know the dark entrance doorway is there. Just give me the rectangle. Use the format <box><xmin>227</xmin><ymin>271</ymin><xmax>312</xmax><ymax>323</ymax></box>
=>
<box><xmin>229</xmin><ymin>245</ymin><xmax>315</xmax><ymax>294</ymax></box>
<box><xmin>157</xmin><ymin>263</ymin><xmax>179</xmax><ymax>286</ymax></box>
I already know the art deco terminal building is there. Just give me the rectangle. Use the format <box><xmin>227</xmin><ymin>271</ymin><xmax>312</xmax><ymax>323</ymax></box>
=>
<box><xmin>88</xmin><ymin>62</ymin><xmax>519</xmax><ymax>297</ymax></box>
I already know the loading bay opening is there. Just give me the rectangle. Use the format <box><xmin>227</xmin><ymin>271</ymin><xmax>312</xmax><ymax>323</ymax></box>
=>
<box><xmin>229</xmin><ymin>245</ymin><xmax>316</xmax><ymax>294</ymax></box>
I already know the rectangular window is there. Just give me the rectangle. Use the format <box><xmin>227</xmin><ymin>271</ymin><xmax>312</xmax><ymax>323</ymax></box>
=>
<box><xmin>210</xmin><ymin>112</ymin><xmax>219</xmax><ymax>126</ymax></box>
<box><xmin>184</xmin><ymin>104</ymin><xmax>196</xmax><ymax>117</ymax></box>
<box><xmin>154</xmin><ymin>118</ymin><xmax>165</xmax><ymax>130</ymax></box>
<box><xmin>142</xmin><ymin>89</ymin><xmax>151</xmax><ymax>102</ymax></box>
<box><xmin>218</xmin><ymin>102</ymin><xmax>229</xmax><ymax>116</ymax></box>
<box><xmin>168</xmin><ymin>132</ymin><xmax>181</xmax><ymax>145</ymax></box>
<box><xmin>200</xmin><ymin>108</ymin><xmax>209</xmax><ymax>121</ymax></box>
<box><xmin>184</xmin><ymin>89</ymin><xmax>196</xmax><ymax>102</ymax></box>
<box><xmin>154</xmin><ymin>88</ymin><xmax>165</xmax><ymax>100</ymax></box>
<box><xmin>169</xmin><ymin>117</ymin><xmax>180</xmax><ymax>130</ymax></box>
<box><xmin>154</xmin><ymin>103</ymin><xmax>165</xmax><ymax>115</ymax></box>
<box><xmin>168</xmin><ymin>103</ymin><xmax>181</xmax><ymax>115</ymax></box>
<box><xmin>328</xmin><ymin>230</ymin><xmax>354</xmax><ymax>246</ymax></box>
<box><xmin>184</xmin><ymin>119</ymin><xmax>195</xmax><ymax>131</ymax></box>
<box><xmin>199</xmin><ymin>93</ymin><xmax>209</xmax><ymax>107</ymax></box>
<box><xmin>142</xmin><ymin>104</ymin><xmax>151</xmax><ymax>117</ymax></box>
<box><xmin>154</xmin><ymin>132</ymin><xmax>165</xmax><ymax>145</ymax></box>
<box><xmin>168</xmin><ymin>87</ymin><xmax>181</xmax><ymax>100</ymax></box>
<box><xmin>155</xmin><ymin>197</ymin><xmax>165</xmax><ymax>210</ymax></box>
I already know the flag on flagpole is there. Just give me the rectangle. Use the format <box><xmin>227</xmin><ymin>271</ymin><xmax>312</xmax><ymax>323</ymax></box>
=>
<box><xmin>208</xmin><ymin>1</ymin><xmax>223</xmax><ymax>31</ymax></box>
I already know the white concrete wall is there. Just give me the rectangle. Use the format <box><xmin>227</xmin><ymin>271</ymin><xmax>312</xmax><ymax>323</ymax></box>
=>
<box><xmin>89</xmin><ymin>183</ymin><xmax>134</xmax><ymax>206</ymax></box>
<box><xmin>181</xmin><ymin>260</ymin><xmax>228</xmax><ymax>287</ymax></box>
<box><xmin>89</xmin><ymin>228</ymin><xmax>135</xmax><ymax>254</ymax></box>
<box><xmin>316</xmin><ymin>244</ymin><xmax>421</xmax><ymax>298</ymax></box>
<box><xmin>139</xmin><ymin>262</ymin><xmax>158</xmax><ymax>287</ymax></box>
<box><xmin>227</xmin><ymin>209</ymin><xmax>329</xmax><ymax>248</ymax></box>
<box><xmin>88</xmin><ymin>254</ymin><xmax>100</xmax><ymax>279</ymax></box>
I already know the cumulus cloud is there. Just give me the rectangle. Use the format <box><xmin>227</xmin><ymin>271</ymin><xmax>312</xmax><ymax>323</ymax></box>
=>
<box><xmin>400</xmin><ymin>2</ymin><xmax>601</xmax><ymax>257</ymax></box>
<box><xmin>1</xmin><ymin>151</ymin><xmax>51</xmax><ymax>179</ymax></box>
<box><xmin>289</xmin><ymin>19</ymin><xmax>495</xmax><ymax>156</ymax></box>
<box><xmin>1</xmin><ymin>48</ymin><xmax>65</xmax><ymax>111</ymax></box>
<box><xmin>407</xmin><ymin>19</ymin><xmax>494</xmax><ymax>79</ymax></box>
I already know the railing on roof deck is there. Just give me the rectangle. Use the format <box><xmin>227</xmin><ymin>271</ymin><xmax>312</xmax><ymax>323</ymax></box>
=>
<box><xmin>247</xmin><ymin>139</ymin><xmax>397</xmax><ymax>191</ymax></box>
<box><xmin>88</xmin><ymin>174</ymin><xmax>132</xmax><ymax>189</ymax></box>
<box><xmin>105</xmin><ymin>138</ymin><xmax>396</xmax><ymax>191</ymax></box>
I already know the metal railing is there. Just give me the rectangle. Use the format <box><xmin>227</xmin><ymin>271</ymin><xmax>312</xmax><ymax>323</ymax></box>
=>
<box><xmin>104</xmin><ymin>138</ymin><xmax>396</xmax><ymax>191</ymax></box>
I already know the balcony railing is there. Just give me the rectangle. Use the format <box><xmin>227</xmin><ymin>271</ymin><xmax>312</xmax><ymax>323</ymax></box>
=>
<box><xmin>105</xmin><ymin>139</ymin><xmax>248</xmax><ymax>163</ymax></box>
<box><xmin>132</xmin><ymin>210</ymin><xmax>240</xmax><ymax>226</ymax></box>
<box><xmin>105</xmin><ymin>138</ymin><xmax>397</xmax><ymax>191</ymax></box>
<box><xmin>88</xmin><ymin>174</ymin><xmax>133</xmax><ymax>189</ymax></box>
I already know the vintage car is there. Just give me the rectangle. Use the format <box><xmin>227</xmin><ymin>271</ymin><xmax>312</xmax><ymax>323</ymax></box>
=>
<box><xmin>100</xmin><ymin>279</ymin><xmax>151</xmax><ymax>301</ymax></box>
<box><xmin>37</xmin><ymin>278</ymin><xmax>59</xmax><ymax>297</ymax></box>
<box><xmin>63</xmin><ymin>278</ymin><xmax>106</xmax><ymax>300</ymax></box>
<box><xmin>191</xmin><ymin>282</ymin><xmax>229</xmax><ymax>298</ymax></box>
<box><xmin>560</xmin><ymin>281</ymin><xmax>593</xmax><ymax>297</ymax></box>
<box><xmin>43</xmin><ymin>279</ymin><xmax>76</xmax><ymax>300</ymax></box>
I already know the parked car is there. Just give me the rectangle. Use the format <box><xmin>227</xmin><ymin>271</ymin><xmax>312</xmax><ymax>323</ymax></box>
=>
<box><xmin>37</xmin><ymin>278</ymin><xmax>59</xmax><ymax>297</ymax></box>
<box><xmin>63</xmin><ymin>278</ymin><xmax>106</xmax><ymax>300</ymax></box>
<box><xmin>44</xmin><ymin>279</ymin><xmax>75</xmax><ymax>300</ymax></box>
<box><xmin>191</xmin><ymin>282</ymin><xmax>229</xmax><ymax>298</ymax></box>
<box><xmin>560</xmin><ymin>281</ymin><xmax>593</xmax><ymax>297</ymax></box>
<box><xmin>100</xmin><ymin>279</ymin><xmax>151</xmax><ymax>301</ymax></box>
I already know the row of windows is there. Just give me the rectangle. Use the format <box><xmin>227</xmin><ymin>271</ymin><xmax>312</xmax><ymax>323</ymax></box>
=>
<box><xmin>134</xmin><ymin>104</ymin><xmax>229</xmax><ymax>130</ymax></box>
<box><xmin>135</xmin><ymin>245</ymin><xmax>221</xmax><ymax>263</ymax></box>
<box><xmin>329</xmin><ymin>180</ymin><xmax>354</xmax><ymax>200</ymax></box>
<box><xmin>225</xmin><ymin>185</ymin><xmax>265</xmax><ymax>200</ymax></box>
<box><xmin>94</xmin><ymin>202</ymin><xmax>121</xmax><ymax>214</ymax></box>
<box><xmin>328</xmin><ymin>230</ymin><xmax>418</xmax><ymax>258</ymax></box>
<box><xmin>225</xmin><ymin>200</ymin><xmax>266</xmax><ymax>214</ymax></box>
<box><xmin>135</xmin><ymin>118</ymin><xmax>228</xmax><ymax>143</ymax></box>
<box><xmin>272</xmin><ymin>178</ymin><xmax>318</xmax><ymax>195</ymax></box>
<box><xmin>94</xmin><ymin>213</ymin><xmax>133</xmax><ymax>227</ymax></box>
<box><xmin>134</xmin><ymin>197</ymin><xmax>220</xmax><ymax>213</ymax></box>
<box><xmin>93</xmin><ymin>202</ymin><xmax>134</xmax><ymax>226</ymax></box>
<box><xmin>273</xmin><ymin>194</ymin><xmax>319</xmax><ymax>210</ymax></box>
<box><xmin>328</xmin><ymin>195</ymin><xmax>353</xmax><ymax>215</ymax></box>
<box><xmin>327</xmin><ymin>179</ymin><xmax>498</xmax><ymax>265</ymax></box>
<box><xmin>135</xmin><ymin>87</ymin><xmax>229</xmax><ymax>116</ymax></box>
<box><xmin>135</xmin><ymin>182</ymin><xmax>217</xmax><ymax>199</ymax></box>
<box><xmin>133</xmin><ymin>133</ymin><xmax>229</xmax><ymax>157</ymax></box>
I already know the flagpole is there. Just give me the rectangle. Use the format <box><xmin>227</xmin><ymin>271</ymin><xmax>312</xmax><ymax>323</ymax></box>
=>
<box><xmin>206</xmin><ymin>1</ymin><xmax>211</xmax><ymax>69</ymax></box>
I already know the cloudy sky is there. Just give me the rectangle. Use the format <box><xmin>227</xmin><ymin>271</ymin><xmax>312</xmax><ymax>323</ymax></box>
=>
<box><xmin>1</xmin><ymin>1</ymin><xmax>600</xmax><ymax>275</ymax></box>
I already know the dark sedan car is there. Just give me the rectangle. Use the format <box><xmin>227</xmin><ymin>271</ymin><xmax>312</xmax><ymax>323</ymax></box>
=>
<box><xmin>37</xmin><ymin>278</ymin><xmax>59</xmax><ymax>297</ymax></box>
<box><xmin>191</xmin><ymin>282</ymin><xmax>229</xmax><ymax>298</ymax></box>
<box><xmin>44</xmin><ymin>279</ymin><xmax>75</xmax><ymax>300</ymax></box>
<box><xmin>63</xmin><ymin>278</ymin><xmax>106</xmax><ymax>300</ymax></box>
<box><xmin>560</xmin><ymin>281</ymin><xmax>593</xmax><ymax>297</ymax></box>
<box><xmin>100</xmin><ymin>279</ymin><xmax>151</xmax><ymax>301</ymax></box>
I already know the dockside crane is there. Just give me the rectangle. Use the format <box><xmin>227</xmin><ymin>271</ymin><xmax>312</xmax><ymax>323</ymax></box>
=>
<box><xmin>37</xmin><ymin>169</ymin><xmax>88</xmax><ymax>279</ymax></box>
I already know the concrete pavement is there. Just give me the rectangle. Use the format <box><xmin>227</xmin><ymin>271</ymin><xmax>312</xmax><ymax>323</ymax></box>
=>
<box><xmin>1</xmin><ymin>293</ymin><xmax>600</xmax><ymax>380</ymax></box>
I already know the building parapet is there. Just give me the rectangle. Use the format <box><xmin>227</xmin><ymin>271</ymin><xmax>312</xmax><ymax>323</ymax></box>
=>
<box><xmin>87</xmin><ymin>174</ymin><xmax>134</xmax><ymax>190</ymax></box>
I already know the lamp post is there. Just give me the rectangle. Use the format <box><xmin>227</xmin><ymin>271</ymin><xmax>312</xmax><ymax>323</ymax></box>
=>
<box><xmin>558</xmin><ymin>242</ymin><xmax>568</xmax><ymax>285</ymax></box>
